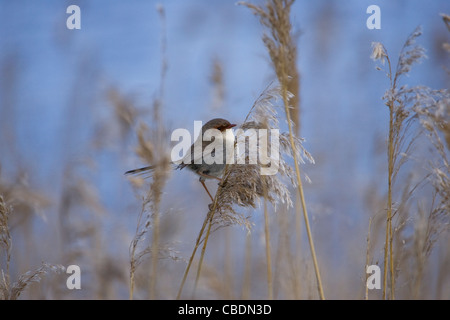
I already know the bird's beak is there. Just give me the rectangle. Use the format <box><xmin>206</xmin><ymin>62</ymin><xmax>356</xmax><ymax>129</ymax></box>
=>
<box><xmin>228</xmin><ymin>124</ymin><xmax>237</xmax><ymax>129</ymax></box>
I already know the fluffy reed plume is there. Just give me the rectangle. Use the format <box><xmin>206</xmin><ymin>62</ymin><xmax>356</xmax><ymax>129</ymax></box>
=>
<box><xmin>0</xmin><ymin>195</ymin><xmax>64</xmax><ymax>300</ymax></box>
<box><xmin>372</xmin><ymin>25</ymin><xmax>450</xmax><ymax>299</ymax></box>
<box><xmin>240</xmin><ymin>0</ymin><xmax>324</xmax><ymax>299</ymax></box>
<box><xmin>210</xmin><ymin>85</ymin><xmax>312</xmax><ymax>228</ymax></box>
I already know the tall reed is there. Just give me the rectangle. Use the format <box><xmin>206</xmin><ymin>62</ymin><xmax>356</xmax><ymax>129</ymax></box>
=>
<box><xmin>240</xmin><ymin>0</ymin><xmax>324</xmax><ymax>299</ymax></box>
<box><xmin>371</xmin><ymin>24</ymin><xmax>450</xmax><ymax>299</ymax></box>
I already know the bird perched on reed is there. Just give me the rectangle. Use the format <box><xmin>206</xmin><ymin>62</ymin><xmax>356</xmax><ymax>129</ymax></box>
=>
<box><xmin>125</xmin><ymin>118</ymin><xmax>236</xmax><ymax>201</ymax></box>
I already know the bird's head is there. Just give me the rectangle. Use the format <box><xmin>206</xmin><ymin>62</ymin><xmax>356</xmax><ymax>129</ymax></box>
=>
<box><xmin>203</xmin><ymin>118</ymin><xmax>236</xmax><ymax>132</ymax></box>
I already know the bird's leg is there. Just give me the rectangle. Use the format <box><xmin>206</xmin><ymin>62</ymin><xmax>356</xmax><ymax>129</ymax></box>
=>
<box><xmin>196</xmin><ymin>171</ymin><xmax>227</xmax><ymax>188</ymax></box>
<box><xmin>199</xmin><ymin>179</ymin><xmax>215</xmax><ymax>202</ymax></box>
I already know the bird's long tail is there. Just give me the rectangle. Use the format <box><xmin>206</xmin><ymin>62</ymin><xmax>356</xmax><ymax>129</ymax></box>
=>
<box><xmin>124</xmin><ymin>165</ymin><xmax>155</xmax><ymax>176</ymax></box>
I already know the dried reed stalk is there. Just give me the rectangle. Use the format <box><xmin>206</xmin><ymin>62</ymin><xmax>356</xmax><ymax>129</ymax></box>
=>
<box><xmin>241</xmin><ymin>231</ymin><xmax>252</xmax><ymax>299</ymax></box>
<box><xmin>263</xmin><ymin>188</ymin><xmax>273</xmax><ymax>299</ymax></box>
<box><xmin>364</xmin><ymin>218</ymin><xmax>373</xmax><ymax>300</ymax></box>
<box><xmin>175</xmin><ymin>207</ymin><xmax>212</xmax><ymax>299</ymax></box>
<box><xmin>240</xmin><ymin>0</ymin><xmax>325</xmax><ymax>299</ymax></box>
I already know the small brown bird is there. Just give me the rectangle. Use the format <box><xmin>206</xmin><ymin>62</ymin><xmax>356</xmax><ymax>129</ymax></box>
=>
<box><xmin>125</xmin><ymin>118</ymin><xmax>236</xmax><ymax>201</ymax></box>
